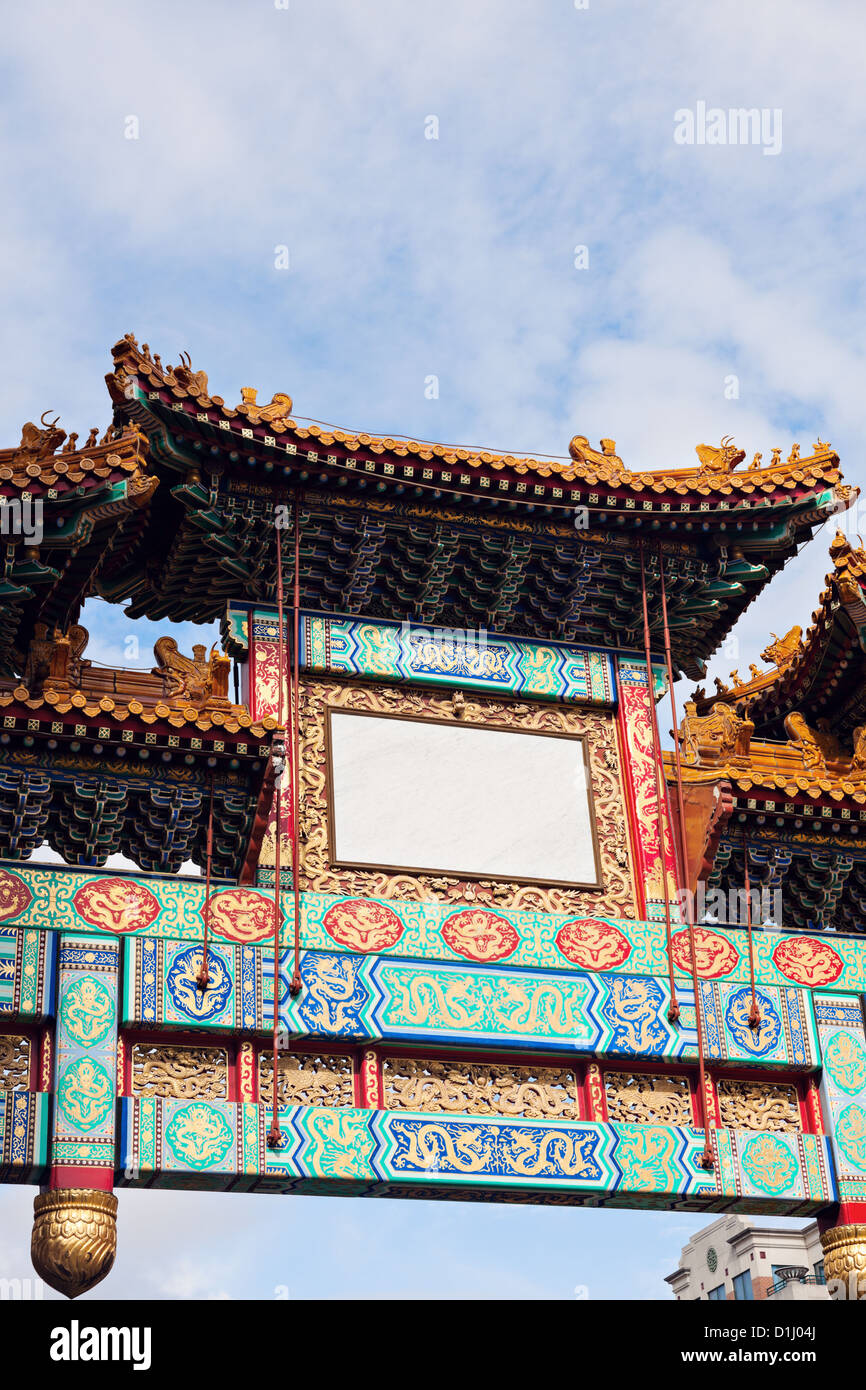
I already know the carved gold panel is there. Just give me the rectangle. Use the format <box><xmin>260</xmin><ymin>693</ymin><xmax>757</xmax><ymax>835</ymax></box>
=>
<box><xmin>259</xmin><ymin>1052</ymin><xmax>354</xmax><ymax>1108</ymax></box>
<box><xmin>272</xmin><ymin>677</ymin><xmax>635</xmax><ymax>917</ymax></box>
<box><xmin>383</xmin><ymin>1057</ymin><xmax>580</xmax><ymax>1119</ymax></box>
<box><xmin>604</xmin><ymin>1071</ymin><xmax>692</xmax><ymax>1125</ymax></box>
<box><xmin>131</xmin><ymin>1043</ymin><xmax>229</xmax><ymax>1100</ymax></box>
<box><xmin>717</xmin><ymin>1078</ymin><xmax>801</xmax><ymax>1134</ymax></box>
<box><xmin>0</xmin><ymin>1034</ymin><xmax>30</xmax><ymax>1090</ymax></box>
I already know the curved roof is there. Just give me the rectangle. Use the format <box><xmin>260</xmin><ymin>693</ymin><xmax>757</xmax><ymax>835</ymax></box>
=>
<box><xmin>0</xmin><ymin>335</ymin><xmax>853</xmax><ymax>677</ymax></box>
<box><xmin>693</xmin><ymin>533</ymin><xmax>866</xmax><ymax>739</ymax></box>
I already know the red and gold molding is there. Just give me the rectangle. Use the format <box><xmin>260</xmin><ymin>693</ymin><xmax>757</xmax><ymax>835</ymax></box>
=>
<box><xmin>616</xmin><ymin>661</ymin><xmax>679</xmax><ymax>918</ymax></box>
<box><xmin>238</xmin><ymin>1041</ymin><xmax>257</xmax><ymax>1102</ymax></box>
<box><xmin>806</xmin><ymin>1076</ymin><xmax>825</xmax><ymax>1134</ymax></box>
<box><xmin>359</xmin><ymin>1050</ymin><xmax>381</xmax><ymax>1109</ymax></box>
<box><xmin>585</xmin><ymin>1062</ymin><xmax>606</xmax><ymax>1121</ymax></box>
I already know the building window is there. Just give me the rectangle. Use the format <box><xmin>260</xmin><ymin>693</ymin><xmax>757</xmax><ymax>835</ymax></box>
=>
<box><xmin>733</xmin><ymin>1271</ymin><xmax>753</xmax><ymax>1301</ymax></box>
<box><xmin>707</xmin><ymin>1284</ymin><xmax>726</xmax><ymax>1301</ymax></box>
<box><xmin>813</xmin><ymin>1261</ymin><xmax>826</xmax><ymax>1286</ymax></box>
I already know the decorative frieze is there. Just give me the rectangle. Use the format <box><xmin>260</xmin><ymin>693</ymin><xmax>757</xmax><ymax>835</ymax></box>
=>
<box><xmin>604</xmin><ymin>1072</ymin><xmax>692</xmax><ymax>1126</ymax></box>
<box><xmin>0</xmin><ymin>1034</ymin><xmax>30</xmax><ymax>1090</ymax></box>
<box><xmin>131</xmin><ymin>1044</ymin><xmax>229</xmax><ymax>1101</ymax></box>
<box><xmin>118</xmin><ymin>1096</ymin><xmax>836</xmax><ymax>1213</ymax></box>
<box><xmin>383</xmin><ymin>1057</ymin><xmax>580</xmax><ymax>1119</ymax></box>
<box><xmin>258</xmin><ymin>1052</ymin><xmax>354</xmax><ymax>1108</ymax></box>
<box><xmin>716</xmin><ymin>1079</ymin><xmax>801</xmax><ymax>1134</ymax></box>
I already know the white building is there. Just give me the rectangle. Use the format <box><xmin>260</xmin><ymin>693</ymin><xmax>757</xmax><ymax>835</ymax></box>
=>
<box><xmin>666</xmin><ymin>1215</ymin><xmax>829</xmax><ymax>1301</ymax></box>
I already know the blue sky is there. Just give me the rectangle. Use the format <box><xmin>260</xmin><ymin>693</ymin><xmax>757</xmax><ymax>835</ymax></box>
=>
<box><xmin>2</xmin><ymin>0</ymin><xmax>862</xmax><ymax>1297</ymax></box>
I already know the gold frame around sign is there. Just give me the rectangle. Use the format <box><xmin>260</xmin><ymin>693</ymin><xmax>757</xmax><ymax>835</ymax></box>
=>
<box><xmin>291</xmin><ymin>678</ymin><xmax>636</xmax><ymax>917</ymax></box>
<box><xmin>323</xmin><ymin>703</ymin><xmax>604</xmax><ymax>892</ymax></box>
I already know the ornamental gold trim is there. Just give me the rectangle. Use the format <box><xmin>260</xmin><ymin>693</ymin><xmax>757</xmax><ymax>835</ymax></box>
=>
<box><xmin>283</xmin><ymin>677</ymin><xmax>635</xmax><ymax>917</ymax></box>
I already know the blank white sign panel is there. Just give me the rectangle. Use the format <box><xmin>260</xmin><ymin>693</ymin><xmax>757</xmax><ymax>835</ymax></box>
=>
<box><xmin>328</xmin><ymin>711</ymin><xmax>599</xmax><ymax>885</ymax></box>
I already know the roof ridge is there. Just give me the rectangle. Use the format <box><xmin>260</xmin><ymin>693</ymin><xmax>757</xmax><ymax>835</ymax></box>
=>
<box><xmin>108</xmin><ymin>333</ymin><xmax>846</xmax><ymax>495</ymax></box>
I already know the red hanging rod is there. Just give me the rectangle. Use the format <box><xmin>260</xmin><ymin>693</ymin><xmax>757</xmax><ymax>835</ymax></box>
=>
<box><xmin>657</xmin><ymin>549</ymin><xmax>715</xmax><ymax>1172</ymax></box>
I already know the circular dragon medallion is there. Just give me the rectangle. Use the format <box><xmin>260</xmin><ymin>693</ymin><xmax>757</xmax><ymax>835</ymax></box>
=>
<box><xmin>724</xmin><ymin>987</ymin><xmax>782</xmax><ymax>1057</ymax></box>
<box><xmin>441</xmin><ymin>909</ymin><xmax>520</xmax><ymax>963</ymax></box>
<box><xmin>555</xmin><ymin>917</ymin><xmax>632</xmax><ymax>971</ymax></box>
<box><xmin>836</xmin><ymin>1103</ymin><xmax>866</xmax><ymax>1172</ymax></box>
<box><xmin>741</xmin><ymin>1133</ymin><xmax>798</xmax><ymax>1195</ymax></box>
<box><xmin>0</xmin><ymin>868</ymin><xmax>32</xmax><ymax>922</ymax></box>
<box><xmin>57</xmin><ymin>1058</ymin><xmax>113</xmax><ymax>1133</ymax></box>
<box><xmin>322</xmin><ymin>899</ymin><xmax>404</xmax><ymax>953</ymax></box>
<box><xmin>204</xmin><ymin>888</ymin><xmax>282</xmax><ymax>944</ymax></box>
<box><xmin>772</xmin><ymin>936</ymin><xmax>844</xmax><ymax>988</ymax></box>
<box><xmin>73</xmin><ymin>878</ymin><xmax>161</xmax><ymax>934</ymax></box>
<box><xmin>823</xmin><ymin>1031</ymin><xmax>866</xmax><ymax>1096</ymax></box>
<box><xmin>165</xmin><ymin>1103</ymin><xmax>234</xmax><ymax>1169</ymax></box>
<box><xmin>671</xmin><ymin>927</ymin><xmax>739</xmax><ymax>979</ymax></box>
<box><xmin>61</xmin><ymin>976</ymin><xmax>114</xmax><ymax>1047</ymax></box>
<box><xmin>166</xmin><ymin>945</ymin><xmax>232</xmax><ymax>1021</ymax></box>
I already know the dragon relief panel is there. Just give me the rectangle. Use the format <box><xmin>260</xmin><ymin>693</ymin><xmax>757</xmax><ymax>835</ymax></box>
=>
<box><xmin>131</xmin><ymin>1044</ymin><xmax>229</xmax><ymax>1101</ymax></box>
<box><xmin>383</xmin><ymin>1057</ymin><xmax>580</xmax><ymax>1119</ymax></box>
<box><xmin>259</xmin><ymin>1051</ymin><xmax>355</xmax><ymax>1108</ymax></box>
<box><xmin>0</xmin><ymin>1034</ymin><xmax>30</xmax><ymax>1090</ymax></box>
<box><xmin>604</xmin><ymin>1071</ymin><xmax>692</xmax><ymax>1125</ymax></box>
<box><xmin>716</xmin><ymin>1079</ymin><xmax>802</xmax><ymax>1134</ymax></box>
<box><xmin>292</xmin><ymin>678</ymin><xmax>635</xmax><ymax>917</ymax></box>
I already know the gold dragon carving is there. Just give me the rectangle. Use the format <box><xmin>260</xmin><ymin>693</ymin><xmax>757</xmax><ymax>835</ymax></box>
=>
<box><xmin>716</xmin><ymin>1079</ymin><xmax>801</xmax><ymax>1134</ymax></box>
<box><xmin>258</xmin><ymin>1052</ymin><xmax>354</xmax><ymax>1108</ymax></box>
<box><xmin>152</xmin><ymin>638</ymin><xmax>232</xmax><ymax>709</ymax></box>
<box><xmin>694</xmin><ymin>437</ymin><xmax>746</xmax><ymax>477</ymax></box>
<box><xmin>12</xmin><ymin>412</ymin><xmax>67</xmax><ymax>463</ymax></box>
<box><xmin>776</xmin><ymin>711</ymin><xmax>866</xmax><ymax>775</ymax></box>
<box><xmin>131</xmin><ymin>1044</ymin><xmax>229</xmax><ymax>1101</ymax></box>
<box><xmin>679</xmin><ymin>700</ymin><xmax>754</xmax><ymax>766</ymax></box>
<box><xmin>382</xmin><ymin>1057</ymin><xmax>580</xmax><ymax>1120</ymax></box>
<box><xmin>567</xmin><ymin>435</ymin><xmax>624</xmax><ymax>482</ymax></box>
<box><xmin>22</xmin><ymin>623</ymin><xmax>91</xmax><ymax>693</ymax></box>
<box><xmin>295</xmin><ymin>678</ymin><xmax>635</xmax><ymax>916</ymax></box>
<box><xmin>0</xmin><ymin>1034</ymin><xmax>30</xmax><ymax>1090</ymax></box>
<box><xmin>604</xmin><ymin>1072</ymin><xmax>692</xmax><ymax>1126</ymax></box>
<box><xmin>761</xmin><ymin>626</ymin><xmax>804</xmax><ymax>672</ymax></box>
